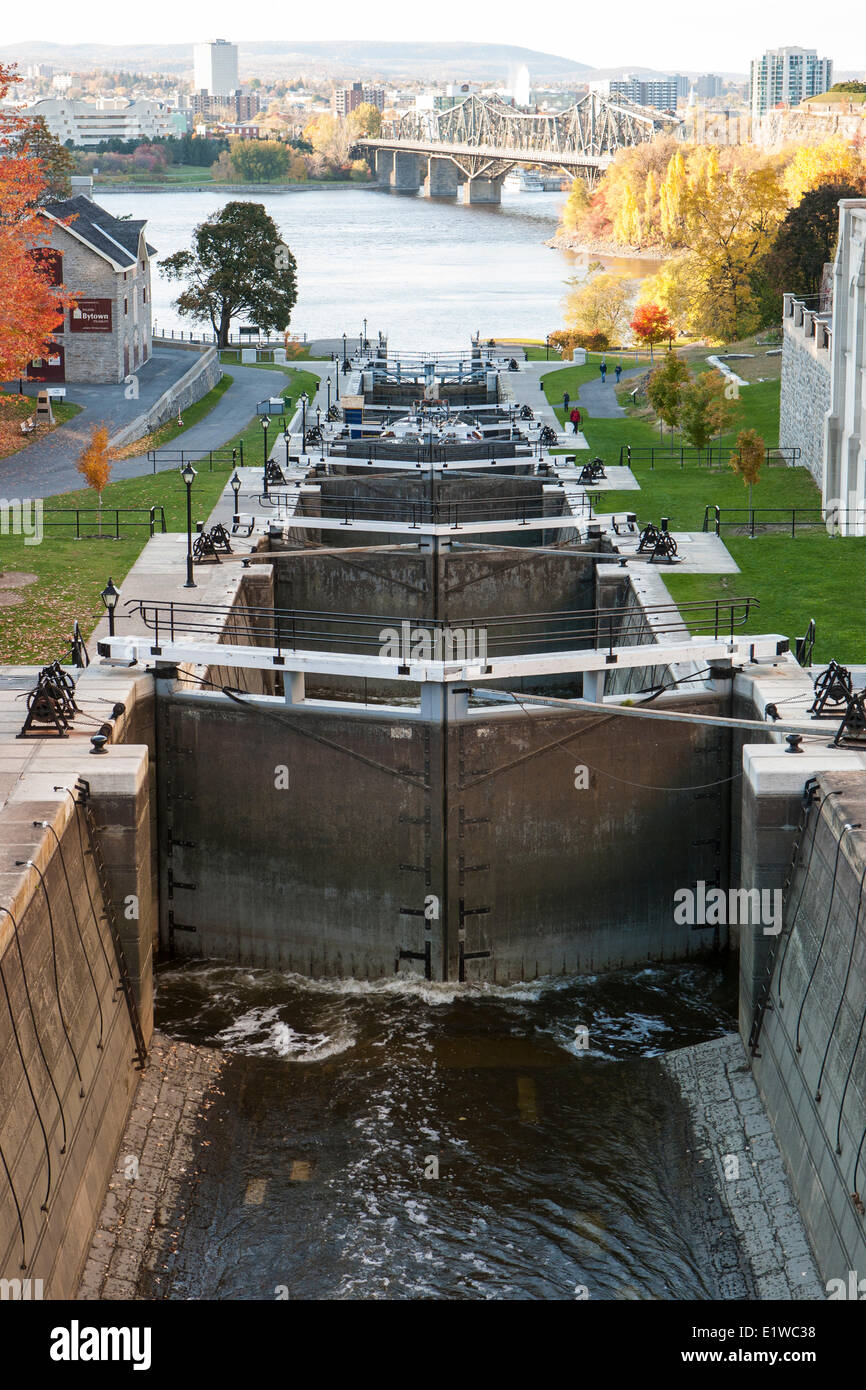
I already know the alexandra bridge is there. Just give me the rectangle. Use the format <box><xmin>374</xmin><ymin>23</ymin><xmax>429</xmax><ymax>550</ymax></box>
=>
<box><xmin>357</xmin><ymin>91</ymin><xmax>679</xmax><ymax>203</ymax></box>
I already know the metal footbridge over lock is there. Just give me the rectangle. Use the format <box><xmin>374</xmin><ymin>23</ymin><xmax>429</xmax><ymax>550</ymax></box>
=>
<box><xmin>358</xmin><ymin>91</ymin><xmax>680</xmax><ymax>185</ymax></box>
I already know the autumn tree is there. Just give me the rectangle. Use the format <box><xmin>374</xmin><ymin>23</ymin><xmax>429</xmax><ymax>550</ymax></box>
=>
<box><xmin>730</xmin><ymin>427</ymin><xmax>765</xmax><ymax>515</ymax></box>
<box><xmin>0</xmin><ymin>64</ymin><xmax>75</xmax><ymax>384</ymax></box>
<box><xmin>783</xmin><ymin>135</ymin><xmax>866</xmax><ymax>205</ymax></box>
<box><xmin>760</xmin><ymin>181</ymin><xmax>863</xmax><ymax>301</ymax></box>
<box><xmin>563</xmin><ymin>272</ymin><xmax>633</xmax><ymax>346</ymax></box>
<box><xmin>159</xmin><ymin>202</ymin><xmax>298</xmax><ymax>347</ymax></box>
<box><xmin>76</xmin><ymin>423</ymin><xmax>113</xmax><ymax>533</ymax></box>
<box><xmin>348</xmin><ymin>103</ymin><xmax>382</xmax><ymax>139</ymax></box>
<box><xmin>15</xmin><ymin>115</ymin><xmax>75</xmax><ymax>199</ymax></box>
<box><xmin>630</xmin><ymin>302</ymin><xmax>672</xmax><ymax>358</ymax></box>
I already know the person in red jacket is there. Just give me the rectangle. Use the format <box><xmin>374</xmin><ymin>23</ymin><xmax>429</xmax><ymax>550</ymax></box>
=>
<box><xmin>569</xmin><ymin>406</ymin><xmax>581</xmax><ymax>434</ymax></box>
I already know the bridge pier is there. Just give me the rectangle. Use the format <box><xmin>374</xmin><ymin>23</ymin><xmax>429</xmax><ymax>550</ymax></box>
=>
<box><xmin>461</xmin><ymin>175</ymin><xmax>502</xmax><ymax>206</ymax></box>
<box><xmin>375</xmin><ymin>149</ymin><xmax>394</xmax><ymax>186</ymax></box>
<box><xmin>390</xmin><ymin>152</ymin><xmax>421</xmax><ymax>193</ymax></box>
<box><xmin>423</xmin><ymin>156</ymin><xmax>459</xmax><ymax>198</ymax></box>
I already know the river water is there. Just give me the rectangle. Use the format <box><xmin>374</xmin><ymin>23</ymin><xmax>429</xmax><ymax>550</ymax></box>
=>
<box><xmin>149</xmin><ymin>958</ymin><xmax>738</xmax><ymax>1301</ymax></box>
<box><xmin>99</xmin><ymin>186</ymin><xmax>654</xmax><ymax>346</ymax></box>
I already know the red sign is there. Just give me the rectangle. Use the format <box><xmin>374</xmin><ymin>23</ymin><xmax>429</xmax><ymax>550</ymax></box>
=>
<box><xmin>70</xmin><ymin>298</ymin><xmax>112</xmax><ymax>333</ymax></box>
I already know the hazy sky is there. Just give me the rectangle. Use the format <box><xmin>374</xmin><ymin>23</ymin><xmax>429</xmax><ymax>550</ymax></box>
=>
<box><xmin>2</xmin><ymin>1</ymin><xmax>863</xmax><ymax>74</ymax></box>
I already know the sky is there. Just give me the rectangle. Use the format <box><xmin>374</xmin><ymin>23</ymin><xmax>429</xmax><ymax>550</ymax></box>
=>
<box><xmin>1</xmin><ymin>1</ymin><xmax>864</xmax><ymax>74</ymax></box>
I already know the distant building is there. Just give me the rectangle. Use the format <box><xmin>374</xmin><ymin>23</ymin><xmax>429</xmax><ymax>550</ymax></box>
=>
<box><xmin>27</xmin><ymin>188</ymin><xmax>154</xmax><ymax>385</ymax></box>
<box><xmin>332</xmin><ymin>83</ymin><xmax>385</xmax><ymax>117</ymax></box>
<box><xmin>750</xmin><ymin>46</ymin><xmax>832</xmax><ymax>118</ymax></box>
<box><xmin>28</xmin><ymin>98</ymin><xmax>175</xmax><ymax>147</ymax></box>
<box><xmin>602</xmin><ymin>76</ymin><xmax>680</xmax><ymax>113</ymax></box>
<box><xmin>193</xmin><ymin>39</ymin><xmax>239</xmax><ymax>99</ymax></box>
<box><xmin>25</xmin><ymin>63</ymin><xmax>54</xmax><ymax>80</ymax></box>
<box><xmin>191</xmin><ymin>89</ymin><xmax>260</xmax><ymax>121</ymax></box>
<box><xmin>696</xmin><ymin>73</ymin><xmax>723</xmax><ymax>100</ymax></box>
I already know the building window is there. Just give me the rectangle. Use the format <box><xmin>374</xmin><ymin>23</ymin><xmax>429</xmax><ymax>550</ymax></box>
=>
<box><xmin>124</xmin><ymin>297</ymin><xmax>128</xmax><ymax>315</ymax></box>
<box><xmin>142</xmin><ymin>288</ymin><xmax>147</xmax><ymax>303</ymax></box>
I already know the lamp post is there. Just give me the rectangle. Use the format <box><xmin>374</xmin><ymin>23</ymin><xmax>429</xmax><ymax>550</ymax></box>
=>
<box><xmin>335</xmin><ymin>356</ymin><xmax>340</xmax><ymax>402</ymax></box>
<box><xmin>342</xmin><ymin>333</ymin><xmax>348</xmax><ymax>370</ymax></box>
<box><xmin>545</xmin><ymin>334</ymin><xmax>550</xmax><ymax>361</ymax></box>
<box><xmin>261</xmin><ymin>415</ymin><xmax>270</xmax><ymax>497</ymax></box>
<box><xmin>100</xmin><ymin>577</ymin><xmax>120</xmax><ymax>637</ymax></box>
<box><xmin>363</xmin><ymin>317</ymin><xmax>367</xmax><ymax>352</ymax></box>
<box><xmin>299</xmin><ymin>391</ymin><xmax>309</xmax><ymax>453</ymax></box>
<box><xmin>180</xmin><ymin>463</ymin><xmax>196</xmax><ymax>588</ymax></box>
<box><xmin>326</xmin><ymin>375</ymin><xmax>332</xmax><ymax>411</ymax></box>
<box><xmin>230</xmin><ymin>469</ymin><xmax>241</xmax><ymax>524</ymax></box>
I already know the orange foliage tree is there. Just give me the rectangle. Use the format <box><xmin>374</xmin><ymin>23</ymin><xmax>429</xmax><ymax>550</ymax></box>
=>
<box><xmin>76</xmin><ymin>423</ymin><xmax>114</xmax><ymax>535</ymax></box>
<box><xmin>0</xmin><ymin>64</ymin><xmax>75</xmax><ymax>387</ymax></box>
<box><xmin>630</xmin><ymin>302</ymin><xmax>672</xmax><ymax>358</ymax></box>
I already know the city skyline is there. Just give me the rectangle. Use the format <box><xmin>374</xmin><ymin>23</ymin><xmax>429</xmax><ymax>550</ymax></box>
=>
<box><xmin>1</xmin><ymin>2</ymin><xmax>864</xmax><ymax>76</ymax></box>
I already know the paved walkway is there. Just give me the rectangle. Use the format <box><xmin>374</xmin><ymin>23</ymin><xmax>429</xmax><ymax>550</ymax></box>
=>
<box><xmin>0</xmin><ymin>355</ymin><xmax>334</xmax><ymax>500</ymax></box>
<box><xmin>577</xmin><ymin>366</ymin><xmax>644</xmax><ymax>419</ymax></box>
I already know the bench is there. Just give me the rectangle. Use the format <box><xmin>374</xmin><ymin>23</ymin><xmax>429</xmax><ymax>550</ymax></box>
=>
<box><xmin>19</xmin><ymin>417</ymin><xmax>38</xmax><ymax>436</ymax></box>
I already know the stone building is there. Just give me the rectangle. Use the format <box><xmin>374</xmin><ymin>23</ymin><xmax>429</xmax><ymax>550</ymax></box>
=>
<box><xmin>28</xmin><ymin>188</ymin><xmax>154</xmax><ymax>385</ymax></box>
<box><xmin>779</xmin><ymin>289</ymin><xmax>832</xmax><ymax>487</ymax></box>
<box><xmin>824</xmin><ymin>198</ymin><xmax>866</xmax><ymax>534</ymax></box>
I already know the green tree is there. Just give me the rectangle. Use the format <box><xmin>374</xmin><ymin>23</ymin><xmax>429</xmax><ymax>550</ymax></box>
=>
<box><xmin>228</xmin><ymin>139</ymin><xmax>291</xmax><ymax>183</ymax></box>
<box><xmin>759</xmin><ymin>182</ymin><xmax>863</xmax><ymax>304</ymax></box>
<box><xmin>159</xmin><ymin>202</ymin><xmax>298</xmax><ymax>347</ymax></box>
<box><xmin>680</xmin><ymin>370</ymin><xmax>737</xmax><ymax>455</ymax></box>
<box><xmin>16</xmin><ymin>116</ymin><xmax>75</xmax><ymax>199</ymax></box>
<box><xmin>646</xmin><ymin>353</ymin><xmax>691</xmax><ymax>442</ymax></box>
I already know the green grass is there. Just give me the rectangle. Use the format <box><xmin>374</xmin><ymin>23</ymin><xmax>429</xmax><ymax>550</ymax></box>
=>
<box><xmin>0</xmin><ymin>468</ymin><xmax>232</xmax><ymax>665</ymax></box>
<box><xmin>112</xmin><ymin>373</ymin><xmax>233</xmax><ymax>459</ymax></box>
<box><xmin>540</xmin><ymin>361</ymin><xmax>866</xmax><ymax>662</ymax></box>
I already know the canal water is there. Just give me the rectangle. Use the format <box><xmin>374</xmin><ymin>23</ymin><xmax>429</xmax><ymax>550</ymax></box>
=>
<box><xmin>99</xmin><ymin>186</ymin><xmax>655</xmax><ymax>346</ymax></box>
<box><xmin>150</xmin><ymin>958</ymin><xmax>738</xmax><ymax>1301</ymax></box>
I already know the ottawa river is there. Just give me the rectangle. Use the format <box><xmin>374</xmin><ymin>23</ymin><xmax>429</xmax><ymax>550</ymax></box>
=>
<box><xmin>99</xmin><ymin>185</ymin><xmax>656</xmax><ymax>345</ymax></box>
<box><xmin>147</xmin><ymin>959</ymin><xmax>738</xmax><ymax>1300</ymax></box>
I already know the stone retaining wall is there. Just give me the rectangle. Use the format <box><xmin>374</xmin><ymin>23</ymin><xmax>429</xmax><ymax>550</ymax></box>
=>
<box><xmin>109</xmin><ymin>348</ymin><xmax>221</xmax><ymax>450</ymax></box>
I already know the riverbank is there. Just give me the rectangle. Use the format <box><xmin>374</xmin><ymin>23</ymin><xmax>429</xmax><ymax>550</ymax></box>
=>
<box><xmin>95</xmin><ymin>180</ymin><xmax>364</xmax><ymax>194</ymax></box>
<box><xmin>547</xmin><ymin>229</ymin><xmax>667</xmax><ymax>262</ymax></box>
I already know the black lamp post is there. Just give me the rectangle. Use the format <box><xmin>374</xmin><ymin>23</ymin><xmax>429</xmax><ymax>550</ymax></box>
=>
<box><xmin>230</xmin><ymin>469</ymin><xmax>241</xmax><ymax>522</ymax></box>
<box><xmin>335</xmin><ymin>357</ymin><xmax>340</xmax><ymax>402</ymax></box>
<box><xmin>181</xmin><ymin>463</ymin><xmax>196</xmax><ymax>588</ymax></box>
<box><xmin>299</xmin><ymin>391</ymin><xmax>309</xmax><ymax>453</ymax></box>
<box><xmin>100</xmin><ymin>576</ymin><xmax>120</xmax><ymax>637</ymax></box>
<box><xmin>342</xmin><ymin>333</ymin><xmax>348</xmax><ymax>370</ymax></box>
<box><xmin>546</xmin><ymin>334</ymin><xmax>550</xmax><ymax>360</ymax></box>
<box><xmin>363</xmin><ymin>316</ymin><xmax>367</xmax><ymax>352</ymax></box>
<box><xmin>261</xmin><ymin>415</ymin><xmax>270</xmax><ymax>497</ymax></box>
<box><xmin>316</xmin><ymin>407</ymin><xmax>321</xmax><ymax>434</ymax></box>
<box><xmin>326</xmin><ymin>375</ymin><xmax>332</xmax><ymax>411</ymax></box>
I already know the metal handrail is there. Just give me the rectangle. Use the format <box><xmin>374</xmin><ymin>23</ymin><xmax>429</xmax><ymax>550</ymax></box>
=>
<box><xmin>145</xmin><ymin>445</ymin><xmax>244</xmax><ymax>473</ymax></box>
<box><xmin>621</xmin><ymin>444</ymin><xmax>801</xmax><ymax>470</ymax></box>
<box><xmin>123</xmin><ymin>594</ymin><xmax>759</xmax><ymax>657</ymax></box>
<box><xmin>702</xmin><ymin>505</ymin><xmax>866</xmax><ymax>537</ymax></box>
<box><xmin>41</xmin><ymin>507</ymin><xmax>167</xmax><ymax>538</ymax></box>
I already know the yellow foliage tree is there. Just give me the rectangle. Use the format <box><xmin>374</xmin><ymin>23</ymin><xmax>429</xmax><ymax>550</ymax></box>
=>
<box><xmin>76</xmin><ymin>423</ymin><xmax>113</xmax><ymax>534</ymax></box>
<box><xmin>563</xmin><ymin>272</ymin><xmax>634</xmax><ymax>344</ymax></box>
<box><xmin>783</xmin><ymin>135</ymin><xmax>865</xmax><ymax>203</ymax></box>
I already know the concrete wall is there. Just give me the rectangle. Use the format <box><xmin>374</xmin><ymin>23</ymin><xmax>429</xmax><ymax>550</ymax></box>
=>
<box><xmin>780</xmin><ymin>306</ymin><xmax>831</xmax><ymax>488</ymax></box>
<box><xmin>742</xmin><ymin>770</ymin><xmax>866</xmax><ymax>1284</ymax></box>
<box><xmin>154</xmin><ymin>686</ymin><xmax>731</xmax><ymax>980</ymax></box>
<box><xmin>0</xmin><ymin>783</ymin><xmax>152</xmax><ymax>1298</ymax></box>
<box><xmin>109</xmin><ymin>348</ymin><xmax>221</xmax><ymax>450</ymax></box>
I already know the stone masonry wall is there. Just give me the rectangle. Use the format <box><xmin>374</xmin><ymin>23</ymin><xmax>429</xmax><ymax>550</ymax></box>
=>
<box><xmin>780</xmin><ymin>319</ymin><xmax>831</xmax><ymax>488</ymax></box>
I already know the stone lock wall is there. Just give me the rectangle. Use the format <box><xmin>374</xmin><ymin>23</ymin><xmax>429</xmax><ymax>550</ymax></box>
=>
<box><xmin>780</xmin><ymin>315</ymin><xmax>831</xmax><ymax>488</ymax></box>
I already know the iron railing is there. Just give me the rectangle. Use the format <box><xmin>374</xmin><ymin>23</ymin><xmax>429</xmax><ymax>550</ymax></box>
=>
<box><xmin>702</xmin><ymin>505</ymin><xmax>866</xmax><ymax>537</ymax></box>
<box><xmin>620</xmin><ymin>444</ymin><xmax>801</xmax><ymax>470</ymax></box>
<box><xmin>145</xmin><ymin>446</ymin><xmax>244</xmax><ymax>474</ymax></box>
<box><xmin>123</xmin><ymin>594</ymin><xmax>759</xmax><ymax>659</ymax></box>
<box><xmin>42</xmin><ymin>506</ymin><xmax>167</xmax><ymax>539</ymax></box>
<box><xmin>264</xmin><ymin>492</ymin><xmax>569</xmax><ymax>527</ymax></box>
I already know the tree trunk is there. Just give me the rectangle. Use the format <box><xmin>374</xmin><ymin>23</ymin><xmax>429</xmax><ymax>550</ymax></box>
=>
<box><xmin>218</xmin><ymin>303</ymin><xmax>232</xmax><ymax>349</ymax></box>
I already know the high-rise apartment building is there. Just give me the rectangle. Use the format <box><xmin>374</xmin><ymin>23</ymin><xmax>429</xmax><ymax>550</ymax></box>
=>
<box><xmin>332</xmin><ymin>82</ymin><xmax>386</xmax><ymax>117</ymax></box>
<box><xmin>193</xmin><ymin>39</ymin><xmax>239</xmax><ymax>99</ymax></box>
<box><xmin>696</xmin><ymin>74</ymin><xmax>723</xmax><ymax>100</ymax></box>
<box><xmin>750</xmin><ymin>46</ymin><xmax>832</xmax><ymax>118</ymax></box>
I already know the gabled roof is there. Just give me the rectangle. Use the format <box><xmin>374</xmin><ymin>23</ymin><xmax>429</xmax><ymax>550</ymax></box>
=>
<box><xmin>39</xmin><ymin>196</ymin><xmax>156</xmax><ymax>270</ymax></box>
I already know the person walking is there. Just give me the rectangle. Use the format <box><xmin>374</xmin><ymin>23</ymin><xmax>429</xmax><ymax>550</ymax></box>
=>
<box><xmin>600</xmin><ymin>357</ymin><xmax>607</xmax><ymax>383</ymax></box>
<box><xmin>569</xmin><ymin>406</ymin><xmax>581</xmax><ymax>434</ymax></box>
<box><xmin>615</xmin><ymin>363</ymin><xmax>622</xmax><ymax>384</ymax></box>
<box><xmin>563</xmin><ymin>389</ymin><xmax>570</xmax><ymax>414</ymax></box>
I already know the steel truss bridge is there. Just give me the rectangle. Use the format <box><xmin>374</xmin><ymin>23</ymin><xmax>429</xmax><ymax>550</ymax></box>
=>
<box><xmin>358</xmin><ymin>91</ymin><xmax>679</xmax><ymax>183</ymax></box>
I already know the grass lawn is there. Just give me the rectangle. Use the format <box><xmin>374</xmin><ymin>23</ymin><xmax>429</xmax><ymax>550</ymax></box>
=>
<box><xmin>541</xmin><ymin>359</ymin><xmax>866</xmax><ymax>663</ymax></box>
<box><xmin>0</xmin><ymin>468</ymin><xmax>232</xmax><ymax>665</ymax></box>
<box><xmin>112</xmin><ymin>373</ymin><xmax>233</xmax><ymax>459</ymax></box>
<box><xmin>0</xmin><ymin>393</ymin><xmax>83</xmax><ymax>460</ymax></box>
